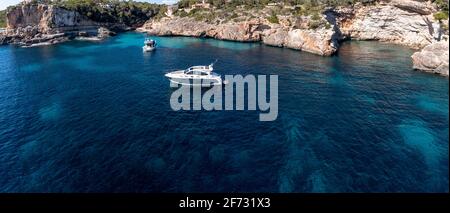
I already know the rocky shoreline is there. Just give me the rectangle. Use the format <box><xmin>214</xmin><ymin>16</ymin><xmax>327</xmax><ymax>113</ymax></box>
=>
<box><xmin>136</xmin><ymin>15</ymin><xmax>339</xmax><ymax>56</ymax></box>
<box><xmin>412</xmin><ymin>40</ymin><xmax>449</xmax><ymax>76</ymax></box>
<box><xmin>0</xmin><ymin>3</ymin><xmax>136</xmax><ymax>47</ymax></box>
<box><xmin>137</xmin><ymin>0</ymin><xmax>449</xmax><ymax>76</ymax></box>
<box><xmin>1</xmin><ymin>0</ymin><xmax>449</xmax><ymax>76</ymax></box>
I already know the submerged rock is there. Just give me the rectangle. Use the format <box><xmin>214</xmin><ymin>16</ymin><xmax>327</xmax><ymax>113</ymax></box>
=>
<box><xmin>411</xmin><ymin>39</ymin><xmax>449</xmax><ymax>76</ymax></box>
<box><xmin>97</xmin><ymin>27</ymin><xmax>116</xmax><ymax>39</ymax></box>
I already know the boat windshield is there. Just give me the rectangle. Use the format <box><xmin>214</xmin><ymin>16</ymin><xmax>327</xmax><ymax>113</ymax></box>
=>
<box><xmin>184</xmin><ymin>69</ymin><xmax>210</xmax><ymax>76</ymax></box>
<box><xmin>145</xmin><ymin>39</ymin><xmax>156</xmax><ymax>46</ymax></box>
<box><xmin>190</xmin><ymin>66</ymin><xmax>210</xmax><ymax>70</ymax></box>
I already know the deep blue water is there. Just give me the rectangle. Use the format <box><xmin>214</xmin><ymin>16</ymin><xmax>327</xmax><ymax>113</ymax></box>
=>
<box><xmin>0</xmin><ymin>32</ymin><xmax>448</xmax><ymax>192</ymax></box>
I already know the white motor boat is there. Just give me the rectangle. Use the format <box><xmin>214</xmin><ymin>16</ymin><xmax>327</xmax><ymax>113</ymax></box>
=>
<box><xmin>165</xmin><ymin>61</ymin><xmax>222</xmax><ymax>86</ymax></box>
<box><xmin>143</xmin><ymin>38</ymin><xmax>156</xmax><ymax>52</ymax></box>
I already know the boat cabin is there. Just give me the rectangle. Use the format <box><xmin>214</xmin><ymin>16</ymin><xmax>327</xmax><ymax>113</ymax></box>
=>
<box><xmin>184</xmin><ymin>66</ymin><xmax>213</xmax><ymax>75</ymax></box>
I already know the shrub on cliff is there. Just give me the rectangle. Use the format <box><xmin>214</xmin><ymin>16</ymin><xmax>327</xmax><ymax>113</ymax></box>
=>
<box><xmin>433</xmin><ymin>0</ymin><xmax>449</xmax><ymax>19</ymax></box>
<box><xmin>154</xmin><ymin>6</ymin><xmax>167</xmax><ymax>20</ymax></box>
<box><xmin>433</xmin><ymin>0</ymin><xmax>449</xmax><ymax>12</ymax></box>
<box><xmin>267</xmin><ymin>12</ymin><xmax>279</xmax><ymax>24</ymax></box>
<box><xmin>434</xmin><ymin>11</ymin><xmax>449</xmax><ymax>21</ymax></box>
<box><xmin>308</xmin><ymin>11</ymin><xmax>329</xmax><ymax>29</ymax></box>
<box><xmin>175</xmin><ymin>10</ymin><xmax>189</xmax><ymax>18</ymax></box>
<box><xmin>308</xmin><ymin>20</ymin><xmax>321</xmax><ymax>29</ymax></box>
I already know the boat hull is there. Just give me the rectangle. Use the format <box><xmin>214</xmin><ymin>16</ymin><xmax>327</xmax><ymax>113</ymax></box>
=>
<box><xmin>164</xmin><ymin>64</ymin><xmax>222</xmax><ymax>87</ymax></box>
<box><xmin>143</xmin><ymin>46</ymin><xmax>156</xmax><ymax>52</ymax></box>
<box><xmin>167</xmin><ymin>77</ymin><xmax>222</xmax><ymax>87</ymax></box>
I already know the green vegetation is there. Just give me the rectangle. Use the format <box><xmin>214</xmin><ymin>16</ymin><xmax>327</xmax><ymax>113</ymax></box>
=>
<box><xmin>11</xmin><ymin>0</ymin><xmax>164</xmax><ymax>26</ymax></box>
<box><xmin>180</xmin><ymin>8</ymin><xmax>216</xmax><ymax>22</ymax></box>
<box><xmin>433</xmin><ymin>0</ymin><xmax>449</xmax><ymax>22</ymax></box>
<box><xmin>176</xmin><ymin>0</ymin><xmax>378</xmax><ymax>24</ymax></box>
<box><xmin>57</xmin><ymin>0</ymin><xmax>164</xmax><ymax>26</ymax></box>
<box><xmin>433</xmin><ymin>0</ymin><xmax>449</xmax><ymax>13</ymax></box>
<box><xmin>311</xmin><ymin>12</ymin><xmax>321</xmax><ymax>20</ymax></box>
<box><xmin>308</xmin><ymin>19</ymin><xmax>329</xmax><ymax>29</ymax></box>
<box><xmin>434</xmin><ymin>11</ymin><xmax>449</xmax><ymax>21</ymax></box>
<box><xmin>177</xmin><ymin>0</ymin><xmax>377</xmax><ymax>10</ymax></box>
<box><xmin>432</xmin><ymin>0</ymin><xmax>449</xmax><ymax>34</ymax></box>
<box><xmin>308</xmin><ymin>21</ymin><xmax>320</xmax><ymax>29</ymax></box>
<box><xmin>0</xmin><ymin>10</ymin><xmax>6</xmax><ymax>28</ymax></box>
<box><xmin>175</xmin><ymin>9</ymin><xmax>189</xmax><ymax>17</ymax></box>
<box><xmin>267</xmin><ymin>12</ymin><xmax>279</xmax><ymax>24</ymax></box>
<box><xmin>153</xmin><ymin>6</ymin><xmax>167</xmax><ymax>20</ymax></box>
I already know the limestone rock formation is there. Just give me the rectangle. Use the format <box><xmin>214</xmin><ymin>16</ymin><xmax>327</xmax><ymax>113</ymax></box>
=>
<box><xmin>4</xmin><ymin>1</ymin><xmax>449</xmax><ymax>76</ymax></box>
<box><xmin>3</xmin><ymin>3</ymin><xmax>114</xmax><ymax>46</ymax></box>
<box><xmin>97</xmin><ymin>27</ymin><xmax>116</xmax><ymax>39</ymax></box>
<box><xmin>139</xmin><ymin>1</ymin><xmax>445</xmax><ymax>58</ymax></box>
<box><xmin>411</xmin><ymin>39</ymin><xmax>449</xmax><ymax>76</ymax></box>
<box><xmin>284</xmin><ymin>29</ymin><xmax>338</xmax><ymax>56</ymax></box>
<box><xmin>337</xmin><ymin>3</ymin><xmax>441</xmax><ymax>49</ymax></box>
<box><xmin>391</xmin><ymin>0</ymin><xmax>436</xmax><ymax>15</ymax></box>
<box><xmin>138</xmin><ymin>16</ymin><xmax>339</xmax><ymax>56</ymax></box>
<box><xmin>138</xmin><ymin>17</ymin><xmax>262</xmax><ymax>41</ymax></box>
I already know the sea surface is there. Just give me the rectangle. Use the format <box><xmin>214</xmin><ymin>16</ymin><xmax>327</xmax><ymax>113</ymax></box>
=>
<box><xmin>0</xmin><ymin>33</ymin><xmax>448</xmax><ymax>192</ymax></box>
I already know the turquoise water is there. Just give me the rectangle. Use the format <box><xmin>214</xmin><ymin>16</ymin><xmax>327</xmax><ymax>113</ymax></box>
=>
<box><xmin>0</xmin><ymin>33</ymin><xmax>448</xmax><ymax>192</ymax></box>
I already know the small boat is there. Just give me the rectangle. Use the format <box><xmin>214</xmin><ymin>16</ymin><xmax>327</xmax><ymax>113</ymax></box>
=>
<box><xmin>143</xmin><ymin>38</ymin><xmax>156</xmax><ymax>52</ymax></box>
<box><xmin>165</xmin><ymin>61</ymin><xmax>222</xmax><ymax>86</ymax></box>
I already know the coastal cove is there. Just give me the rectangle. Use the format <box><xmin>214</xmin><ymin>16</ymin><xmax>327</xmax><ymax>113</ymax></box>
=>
<box><xmin>0</xmin><ymin>33</ymin><xmax>448</xmax><ymax>192</ymax></box>
<box><xmin>2</xmin><ymin>0</ymin><xmax>448</xmax><ymax>76</ymax></box>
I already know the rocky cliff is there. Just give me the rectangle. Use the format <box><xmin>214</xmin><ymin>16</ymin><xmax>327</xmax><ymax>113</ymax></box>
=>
<box><xmin>138</xmin><ymin>0</ymin><xmax>449</xmax><ymax>75</ymax></box>
<box><xmin>1</xmin><ymin>3</ymin><xmax>135</xmax><ymax>47</ymax></box>
<box><xmin>336</xmin><ymin>0</ymin><xmax>441</xmax><ymax>49</ymax></box>
<box><xmin>137</xmin><ymin>15</ymin><xmax>338</xmax><ymax>56</ymax></box>
<box><xmin>3</xmin><ymin>4</ymin><xmax>103</xmax><ymax>46</ymax></box>
<box><xmin>138</xmin><ymin>16</ymin><xmax>339</xmax><ymax>56</ymax></box>
<box><xmin>6</xmin><ymin>4</ymin><xmax>101</xmax><ymax>33</ymax></box>
<box><xmin>411</xmin><ymin>39</ymin><xmax>449</xmax><ymax>75</ymax></box>
<box><xmin>2</xmin><ymin>0</ymin><xmax>449</xmax><ymax>76</ymax></box>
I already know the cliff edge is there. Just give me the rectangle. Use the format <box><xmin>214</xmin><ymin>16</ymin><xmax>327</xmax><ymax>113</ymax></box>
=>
<box><xmin>138</xmin><ymin>0</ymin><xmax>449</xmax><ymax>75</ymax></box>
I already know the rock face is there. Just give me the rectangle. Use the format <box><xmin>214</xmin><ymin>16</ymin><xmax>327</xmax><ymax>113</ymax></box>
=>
<box><xmin>140</xmin><ymin>1</ymin><xmax>444</xmax><ymax>54</ymax></box>
<box><xmin>214</xmin><ymin>21</ymin><xmax>262</xmax><ymax>42</ymax></box>
<box><xmin>0</xmin><ymin>33</ymin><xmax>9</xmax><ymax>45</ymax></box>
<box><xmin>3</xmin><ymin>3</ymin><xmax>118</xmax><ymax>46</ymax></box>
<box><xmin>139</xmin><ymin>0</ymin><xmax>448</xmax><ymax>75</ymax></box>
<box><xmin>337</xmin><ymin>2</ymin><xmax>441</xmax><ymax>49</ymax></box>
<box><xmin>391</xmin><ymin>0</ymin><xmax>436</xmax><ymax>15</ymax></box>
<box><xmin>411</xmin><ymin>39</ymin><xmax>449</xmax><ymax>76</ymax></box>
<box><xmin>4</xmin><ymin>1</ymin><xmax>449</xmax><ymax>76</ymax></box>
<box><xmin>138</xmin><ymin>17</ymin><xmax>338</xmax><ymax>56</ymax></box>
<box><xmin>97</xmin><ymin>27</ymin><xmax>117</xmax><ymax>39</ymax></box>
<box><xmin>261</xmin><ymin>27</ymin><xmax>338</xmax><ymax>56</ymax></box>
<box><xmin>139</xmin><ymin>17</ymin><xmax>263</xmax><ymax>42</ymax></box>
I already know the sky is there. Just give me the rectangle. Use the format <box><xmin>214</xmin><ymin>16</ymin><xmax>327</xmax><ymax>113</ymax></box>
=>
<box><xmin>0</xmin><ymin>0</ymin><xmax>179</xmax><ymax>10</ymax></box>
